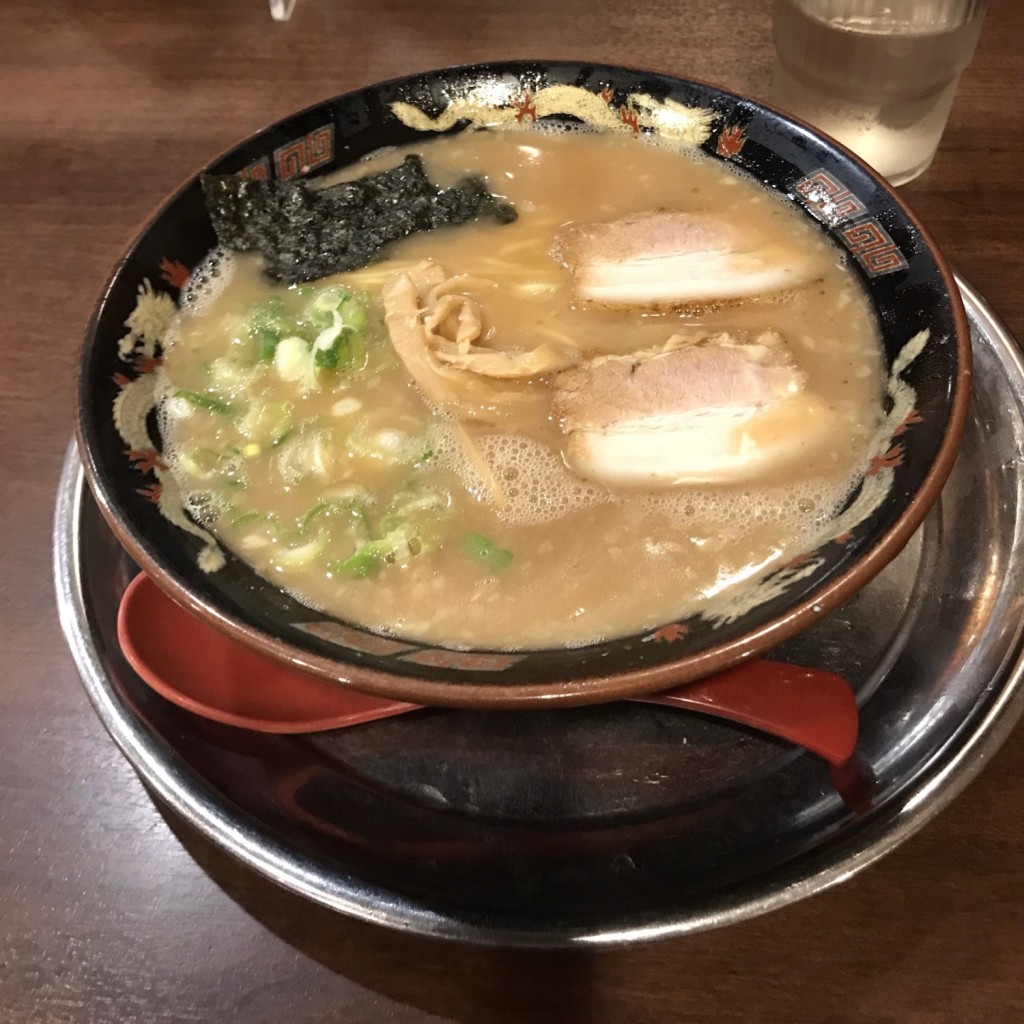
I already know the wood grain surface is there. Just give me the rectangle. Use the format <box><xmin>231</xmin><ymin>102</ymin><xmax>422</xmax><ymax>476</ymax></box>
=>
<box><xmin>1</xmin><ymin>1</ymin><xmax>1021</xmax><ymax>1021</ymax></box>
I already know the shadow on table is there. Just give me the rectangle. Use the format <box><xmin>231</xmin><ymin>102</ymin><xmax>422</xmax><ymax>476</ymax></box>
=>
<box><xmin>155</xmin><ymin>793</ymin><xmax>608</xmax><ymax>1023</ymax></box>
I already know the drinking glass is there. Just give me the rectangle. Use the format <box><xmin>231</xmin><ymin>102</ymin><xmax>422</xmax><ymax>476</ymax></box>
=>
<box><xmin>270</xmin><ymin>0</ymin><xmax>297</xmax><ymax>20</ymax></box>
<box><xmin>771</xmin><ymin>0</ymin><xmax>988</xmax><ymax>185</ymax></box>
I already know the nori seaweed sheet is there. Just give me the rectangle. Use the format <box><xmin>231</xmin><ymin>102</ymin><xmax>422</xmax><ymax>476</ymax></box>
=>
<box><xmin>201</xmin><ymin>155</ymin><xmax>517</xmax><ymax>284</ymax></box>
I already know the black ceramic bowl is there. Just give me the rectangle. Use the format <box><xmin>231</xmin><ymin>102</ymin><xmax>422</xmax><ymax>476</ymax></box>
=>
<box><xmin>77</xmin><ymin>60</ymin><xmax>971</xmax><ymax>708</ymax></box>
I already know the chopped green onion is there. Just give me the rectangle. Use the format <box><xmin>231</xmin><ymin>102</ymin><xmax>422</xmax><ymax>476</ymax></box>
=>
<box><xmin>328</xmin><ymin>539</ymin><xmax>393</xmax><ymax>578</ymax></box>
<box><xmin>327</xmin><ymin>523</ymin><xmax>419</xmax><ymax>579</ymax></box>
<box><xmin>245</xmin><ymin>297</ymin><xmax>295</xmax><ymax>362</ymax></box>
<box><xmin>176</xmin><ymin>446</ymin><xmax>244</xmax><ymax>485</ymax></box>
<box><xmin>230</xmin><ymin>510</ymin><xmax>269</xmax><ymax>528</ymax></box>
<box><xmin>243</xmin><ymin>285</ymin><xmax>373</xmax><ymax>384</ymax></box>
<box><xmin>314</xmin><ymin>328</ymin><xmax>366</xmax><ymax>372</ymax></box>
<box><xmin>462</xmin><ymin>532</ymin><xmax>513</xmax><ymax>570</ymax></box>
<box><xmin>174</xmin><ymin>388</ymin><xmax>232</xmax><ymax>414</ymax></box>
<box><xmin>273</xmin><ymin>534</ymin><xmax>327</xmax><ymax>569</ymax></box>
<box><xmin>299</xmin><ymin>494</ymin><xmax>371</xmax><ymax>535</ymax></box>
<box><xmin>347</xmin><ymin>424</ymin><xmax>433</xmax><ymax>466</ymax></box>
<box><xmin>256</xmin><ymin>327</ymin><xmax>282</xmax><ymax>361</ymax></box>
<box><xmin>239</xmin><ymin>400</ymin><xmax>293</xmax><ymax>447</ymax></box>
<box><xmin>309</xmin><ymin>288</ymin><xmax>370</xmax><ymax>373</ymax></box>
<box><xmin>273</xmin><ymin>335</ymin><xmax>317</xmax><ymax>391</ymax></box>
<box><xmin>386</xmin><ymin>488</ymin><xmax>447</xmax><ymax>516</ymax></box>
<box><xmin>274</xmin><ymin>429</ymin><xmax>332</xmax><ymax>483</ymax></box>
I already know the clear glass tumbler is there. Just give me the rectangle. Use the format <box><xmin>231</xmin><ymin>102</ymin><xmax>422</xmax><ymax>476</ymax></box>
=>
<box><xmin>269</xmin><ymin>0</ymin><xmax>297</xmax><ymax>20</ymax></box>
<box><xmin>771</xmin><ymin>0</ymin><xmax>988</xmax><ymax>185</ymax></box>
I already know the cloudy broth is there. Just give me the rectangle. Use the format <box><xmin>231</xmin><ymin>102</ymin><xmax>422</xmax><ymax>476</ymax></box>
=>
<box><xmin>160</xmin><ymin>128</ymin><xmax>883</xmax><ymax>648</ymax></box>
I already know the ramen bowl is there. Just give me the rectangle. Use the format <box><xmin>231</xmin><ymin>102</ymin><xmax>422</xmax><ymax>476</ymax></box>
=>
<box><xmin>76</xmin><ymin>60</ymin><xmax>971</xmax><ymax>708</ymax></box>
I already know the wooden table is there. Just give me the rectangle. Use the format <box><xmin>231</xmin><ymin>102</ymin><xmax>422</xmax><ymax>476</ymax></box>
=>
<box><xmin>2</xmin><ymin>1</ymin><xmax>1021</xmax><ymax>1020</ymax></box>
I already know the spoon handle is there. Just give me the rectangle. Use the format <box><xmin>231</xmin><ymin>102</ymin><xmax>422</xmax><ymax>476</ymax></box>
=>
<box><xmin>635</xmin><ymin>659</ymin><xmax>859</xmax><ymax>766</ymax></box>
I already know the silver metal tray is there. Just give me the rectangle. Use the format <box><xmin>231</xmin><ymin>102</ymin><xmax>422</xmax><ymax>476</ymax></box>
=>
<box><xmin>54</xmin><ymin>278</ymin><xmax>1024</xmax><ymax>948</ymax></box>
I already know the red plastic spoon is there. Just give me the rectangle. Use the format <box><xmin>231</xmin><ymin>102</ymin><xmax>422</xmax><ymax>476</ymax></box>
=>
<box><xmin>117</xmin><ymin>572</ymin><xmax>860</xmax><ymax>766</ymax></box>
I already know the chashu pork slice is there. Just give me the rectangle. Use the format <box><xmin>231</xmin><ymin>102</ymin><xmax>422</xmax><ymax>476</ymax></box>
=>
<box><xmin>553</xmin><ymin>332</ymin><xmax>841</xmax><ymax>487</ymax></box>
<box><xmin>555</xmin><ymin>211</ymin><xmax>823</xmax><ymax>307</ymax></box>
